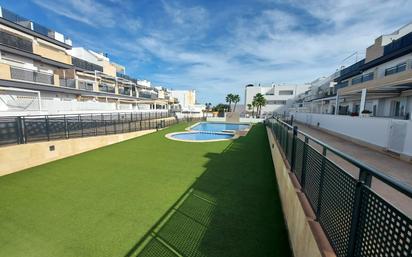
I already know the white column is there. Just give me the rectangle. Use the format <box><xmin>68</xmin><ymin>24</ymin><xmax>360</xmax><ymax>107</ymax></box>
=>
<box><xmin>334</xmin><ymin>93</ymin><xmax>339</xmax><ymax>115</ymax></box>
<box><xmin>360</xmin><ymin>88</ymin><xmax>367</xmax><ymax>113</ymax></box>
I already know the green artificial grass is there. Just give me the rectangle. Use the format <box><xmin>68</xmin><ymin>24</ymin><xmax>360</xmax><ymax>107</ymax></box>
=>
<box><xmin>0</xmin><ymin>123</ymin><xmax>291</xmax><ymax>257</ymax></box>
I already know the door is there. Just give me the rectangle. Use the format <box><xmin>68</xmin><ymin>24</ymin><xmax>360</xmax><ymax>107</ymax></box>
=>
<box><xmin>387</xmin><ymin>120</ymin><xmax>407</xmax><ymax>154</ymax></box>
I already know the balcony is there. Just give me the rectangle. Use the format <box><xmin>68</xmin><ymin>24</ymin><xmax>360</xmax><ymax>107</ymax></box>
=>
<box><xmin>384</xmin><ymin>31</ymin><xmax>412</xmax><ymax>56</ymax></box>
<box><xmin>59</xmin><ymin>79</ymin><xmax>76</xmax><ymax>89</ymax></box>
<box><xmin>339</xmin><ymin>67</ymin><xmax>412</xmax><ymax>95</ymax></box>
<box><xmin>0</xmin><ymin>6</ymin><xmax>71</xmax><ymax>47</ymax></box>
<box><xmin>98</xmin><ymin>83</ymin><xmax>115</xmax><ymax>94</ymax></box>
<box><xmin>118</xmin><ymin>87</ymin><xmax>131</xmax><ymax>96</ymax></box>
<box><xmin>10</xmin><ymin>66</ymin><xmax>53</xmax><ymax>85</ymax></box>
<box><xmin>0</xmin><ymin>30</ymin><xmax>33</xmax><ymax>52</ymax></box>
<box><xmin>0</xmin><ymin>7</ymin><xmax>31</xmax><ymax>29</ymax></box>
<box><xmin>78</xmin><ymin>80</ymin><xmax>94</xmax><ymax>91</ymax></box>
<box><xmin>72</xmin><ymin>57</ymin><xmax>103</xmax><ymax>72</ymax></box>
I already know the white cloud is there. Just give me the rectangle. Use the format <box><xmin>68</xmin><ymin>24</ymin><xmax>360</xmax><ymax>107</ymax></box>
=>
<box><xmin>32</xmin><ymin>0</ymin><xmax>412</xmax><ymax>102</ymax></box>
<box><xmin>32</xmin><ymin>0</ymin><xmax>142</xmax><ymax>30</ymax></box>
<box><xmin>142</xmin><ymin>0</ymin><xmax>412</xmax><ymax>102</ymax></box>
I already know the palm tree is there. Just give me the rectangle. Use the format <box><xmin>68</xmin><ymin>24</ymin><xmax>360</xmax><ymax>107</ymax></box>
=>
<box><xmin>232</xmin><ymin>94</ymin><xmax>240</xmax><ymax>112</ymax></box>
<box><xmin>247</xmin><ymin>103</ymin><xmax>252</xmax><ymax>113</ymax></box>
<box><xmin>253</xmin><ymin>93</ymin><xmax>266</xmax><ymax>118</ymax></box>
<box><xmin>225</xmin><ymin>94</ymin><xmax>234</xmax><ymax>112</ymax></box>
<box><xmin>205</xmin><ymin>102</ymin><xmax>212</xmax><ymax>112</ymax></box>
<box><xmin>251</xmin><ymin>100</ymin><xmax>257</xmax><ymax>118</ymax></box>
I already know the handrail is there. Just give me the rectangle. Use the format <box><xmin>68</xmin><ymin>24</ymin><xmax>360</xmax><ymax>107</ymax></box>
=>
<box><xmin>273</xmin><ymin>117</ymin><xmax>412</xmax><ymax>198</ymax></box>
<box><xmin>1</xmin><ymin>110</ymin><xmax>171</xmax><ymax>119</ymax></box>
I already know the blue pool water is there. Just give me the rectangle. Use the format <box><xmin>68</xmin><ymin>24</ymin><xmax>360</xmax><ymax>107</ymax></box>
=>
<box><xmin>191</xmin><ymin>122</ymin><xmax>250</xmax><ymax>132</ymax></box>
<box><xmin>171</xmin><ymin>132</ymin><xmax>233</xmax><ymax>141</ymax></box>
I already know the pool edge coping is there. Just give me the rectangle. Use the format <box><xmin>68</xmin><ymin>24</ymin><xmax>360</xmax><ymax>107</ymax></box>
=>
<box><xmin>165</xmin><ymin>131</ymin><xmax>239</xmax><ymax>143</ymax></box>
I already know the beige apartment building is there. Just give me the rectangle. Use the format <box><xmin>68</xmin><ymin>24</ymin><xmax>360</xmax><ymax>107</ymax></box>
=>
<box><xmin>0</xmin><ymin>6</ymin><xmax>175</xmax><ymax>114</ymax></box>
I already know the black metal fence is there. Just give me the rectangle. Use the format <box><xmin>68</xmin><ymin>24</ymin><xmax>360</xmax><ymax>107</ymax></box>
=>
<box><xmin>267</xmin><ymin>118</ymin><xmax>412</xmax><ymax>257</ymax></box>
<box><xmin>0</xmin><ymin>111</ymin><xmax>177</xmax><ymax>146</ymax></box>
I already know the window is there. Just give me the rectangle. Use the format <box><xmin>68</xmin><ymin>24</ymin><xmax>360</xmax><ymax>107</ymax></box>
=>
<box><xmin>385</xmin><ymin>63</ymin><xmax>407</xmax><ymax>76</ymax></box>
<box><xmin>336</xmin><ymin>81</ymin><xmax>349</xmax><ymax>89</ymax></box>
<box><xmin>267</xmin><ymin>100</ymin><xmax>286</xmax><ymax>105</ymax></box>
<box><xmin>363</xmin><ymin>72</ymin><xmax>374</xmax><ymax>82</ymax></box>
<box><xmin>352</xmin><ymin>76</ymin><xmax>362</xmax><ymax>85</ymax></box>
<box><xmin>352</xmin><ymin>72</ymin><xmax>374</xmax><ymax>85</ymax></box>
<box><xmin>278</xmin><ymin>90</ymin><xmax>294</xmax><ymax>95</ymax></box>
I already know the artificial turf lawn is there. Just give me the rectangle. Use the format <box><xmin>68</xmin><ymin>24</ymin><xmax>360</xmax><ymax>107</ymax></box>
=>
<box><xmin>0</xmin><ymin>123</ymin><xmax>291</xmax><ymax>257</ymax></box>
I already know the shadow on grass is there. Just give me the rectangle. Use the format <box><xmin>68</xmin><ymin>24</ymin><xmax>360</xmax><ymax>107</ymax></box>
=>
<box><xmin>125</xmin><ymin>124</ymin><xmax>292</xmax><ymax>257</ymax></box>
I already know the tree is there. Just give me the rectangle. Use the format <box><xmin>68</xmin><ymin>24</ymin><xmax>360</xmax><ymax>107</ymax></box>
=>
<box><xmin>205</xmin><ymin>102</ymin><xmax>212</xmax><ymax>111</ymax></box>
<box><xmin>247</xmin><ymin>104</ymin><xmax>252</xmax><ymax>112</ymax></box>
<box><xmin>253</xmin><ymin>93</ymin><xmax>266</xmax><ymax>118</ymax></box>
<box><xmin>225</xmin><ymin>93</ymin><xmax>234</xmax><ymax>112</ymax></box>
<box><xmin>251</xmin><ymin>100</ymin><xmax>257</xmax><ymax>118</ymax></box>
<box><xmin>232</xmin><ymin>94</ymin><xmax>240</xmax><ymax>112</ymax></box>
<box><xmin>212</xmin><ymin>103</ymin><xmax>229</xmax><ymax>117</ymax></box>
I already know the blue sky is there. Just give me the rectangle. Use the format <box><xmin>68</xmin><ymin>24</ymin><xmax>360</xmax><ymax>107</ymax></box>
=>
<box><xmin>2</xmin><ymin>0</ymin><xmax>411</xmax><ymax>104</ymax></box>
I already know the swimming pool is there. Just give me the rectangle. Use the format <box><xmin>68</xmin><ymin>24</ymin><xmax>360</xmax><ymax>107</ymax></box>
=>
<box><xmin>166</xmin><ymin>131</ymin><xmax>234</xmax><ymax>142</ymax></box>
<box><xmin>190</xmin><ymin>122</ymin><xmax>250</xmax><ymax>132</ymax></box>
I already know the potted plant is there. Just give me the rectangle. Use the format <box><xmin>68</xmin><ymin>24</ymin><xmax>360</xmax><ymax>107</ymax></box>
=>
<box><xmin>361</xmin><ymin>109</ymin><xmax>372</xmax><ymax>117</ymax></box>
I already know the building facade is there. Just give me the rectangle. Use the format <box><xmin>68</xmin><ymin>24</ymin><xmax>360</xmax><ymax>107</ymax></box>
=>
<box><xmin>0</xmin><ymin>6</ymin><xmax>176</xmax><ymax>115</ymax></box>
<box><xmin>289</xmin><ymin>23</ymin><xmax>412</xmax><ymax>120</ymax></box>
<box><xmin>244</xmin><ymin>84</ymin><xmax>310</xmax><ymax>115</ymax></box>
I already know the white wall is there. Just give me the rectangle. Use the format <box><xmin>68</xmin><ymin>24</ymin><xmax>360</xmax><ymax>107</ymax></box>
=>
<box><xmin>291</xmin><ymin>112</ymin><xmax>412</xmax><ymax>159</ymax></box>
<box><xmin>245</xmin><ymin>84</ymin><xmax>310</xmax><ymax>114</ymax></box>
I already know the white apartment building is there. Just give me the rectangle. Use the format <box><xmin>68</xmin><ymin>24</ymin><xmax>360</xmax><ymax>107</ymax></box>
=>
<box><xmin>244</xmin><ymin>84</ymin><xmax>310</xmax><ymax>115</ymax></box>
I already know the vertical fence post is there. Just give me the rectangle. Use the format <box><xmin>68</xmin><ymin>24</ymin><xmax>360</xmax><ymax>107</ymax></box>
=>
<box><xmin>140</xmin><ymin>112</ymin><xmax>142</xmax><ymax>131</ymax></box>
<box><xmin>290</xmin><ymin>126</ymin><xmax>298</xmax><ymax>172</ymax></box>
<box><xmin>284</xmin><ymin>126</ymin><xmax>289</xmax><ymax>154</ymax></box>
<box><xmin>15</xmin><ymin>116</ymin><xmax>25</xmax><ymax>144</ymax></box>
<box><xmin>45</xmin><ymin>116</ymin><xmax>50</xmax><ymax>141</ymax></box>
<box><xmin>301</xmin><ymin>137</ymin><xmax>309</xmax><ymax>189</ymax></box>
<box><xmin>120</xmin><ymin>113</ymin><xmax>123</xmax><ymax>133</ymax></box>
<box><xmin>64</xmin><ymin>115</ymin><xmax>68</xmax><ymax>139</ymax></box>
<box><xmin>315</xmin><ymin>146</ymin><xmax>328</xmax><ymax>219</ymax></box>
<box><xmin>113</xmin><ymin>113</ymin><xmax>116</xmax><ymax>134</ymax></box>
<box><xmin>80</xmin><ymin>115</ymin><xmax>83</xmax><ymax>137</ymax></box>
<box><xmin>103</xmin><ymin>114</ymin><xmax>107</xmax><ymax>135</ymax></box>
<box><xmin>93</xmin><ymin>114</ymin><xmax>97</xmax><ymax>136</ymax></box>
<box><xmin>347</xmin><ymin>168</ymin><xmax>370</xmax><ymax>256</ymax></box>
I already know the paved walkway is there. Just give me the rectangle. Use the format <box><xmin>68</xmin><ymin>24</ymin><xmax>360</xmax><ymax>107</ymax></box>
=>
<box><xmin>295</xmin><ymin>122</ymin><xmax>412</xmax><ymax>216</ymax></box>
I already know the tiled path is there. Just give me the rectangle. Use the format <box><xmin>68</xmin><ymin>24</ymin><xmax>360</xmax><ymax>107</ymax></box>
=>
<box><xmin>295</xmin><ymin>122</ymin><xmax>412</xmax><ymax>216</ymax></box>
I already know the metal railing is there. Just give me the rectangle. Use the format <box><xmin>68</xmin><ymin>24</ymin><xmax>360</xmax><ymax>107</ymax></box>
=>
<box><xmin>59</xmin><ymin>79</ymin><xmax>76</xmax><ymax>88</ymax></box>
<box><xmin>0</xmin><ymin>30</ymin><xmax>33</xmax><ymax>52</ymax></box>
<box><xmin>267</xmin><ymin>117</ymin><xmax>412</xmax><ymax>257</ymax></box>
<box><xmin>72</xmin><ymin>57</ymin><xmax>103</xmax><ymax>72</ymax></box>
<box><xmin>0</xmin><ymin>111</ymin><xmax>177</xmax><ymax>146</ymax></box>
<box><xmin>10</xmin><ymin>66</ymin><xmax>54</xmax><ymax>85</ymax></box>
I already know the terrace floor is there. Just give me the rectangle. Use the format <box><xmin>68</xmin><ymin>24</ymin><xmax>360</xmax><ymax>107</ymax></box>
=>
<box><xmin>0</xmin><ymin>123</ymin><xmax>291</xmax><ymax>257</ymax></box>
<box><xmin>295</xmin><ymin>121</ymin><xmax>412</xmax><ymax>216</ymax></box>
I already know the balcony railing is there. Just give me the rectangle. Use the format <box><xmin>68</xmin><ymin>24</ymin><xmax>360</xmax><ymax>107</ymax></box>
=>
<box><xmin>119</xmin><ymin>87</ymin><xmax>131</xmax><ymax>96</ymax></box>
<box><xmin>116</xmin><ymin>72</ymin><xmax>137</xmax><ymax>83</ymax></box>
<box><xmin>99</xmin><ymin>83</ymin><xmax>115</xmax><ymax>94</ymax></box>
<box><xmin>267</xmin><ymin>118</ymin><xmax>411</xmax><ymax>257</ymax></box>
<box><xmin>0</xmin><ymin>6</ymin><xmax>71</xmax><ymax>46</ymax></box>
<box><xmin>1</xmin><ymin>7</ymin><xmax>32</xmax><ymax>29</ymax></box>
<box><xmin>0</xmin><ymin>111</ymin><xmax>175</xmax><ymax>146</ymax></box>
<box><xmin>10</xmin><ymin>66</ymin><xmax>54</xmax><ymax>85</ymax></box>
<box><xmin>384</xmin><ymin>31</ymin><xmax>412</xmax><ymax>56</ymax></box>
<box><xmin>72</xmin><ymin>57</ymin><xmax>103</xmax><ymax>72</ymax></box>
<box><xmin>0</xmin><ymin>30</ymin><xmax>33</xmax><ymax>52</ymax></box>
<box><xmin>59</xmin><ymin>79</ymin><xmax>76</xmax><ymax>89</ymax></box>
<box><xmin>78</xmin><ymin>80</ymin><xmax>94</xmax><ymax>91</ymax></box>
